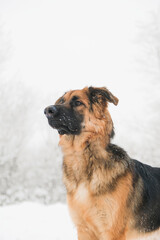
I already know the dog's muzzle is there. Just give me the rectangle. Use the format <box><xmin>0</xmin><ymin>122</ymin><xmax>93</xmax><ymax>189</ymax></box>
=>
<box><xmin>44</xmin><ymin>105</ymin><xmax>83</xmax><ymax>135</ymax></box>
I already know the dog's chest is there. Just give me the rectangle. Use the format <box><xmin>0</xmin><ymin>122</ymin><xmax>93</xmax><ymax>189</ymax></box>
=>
<box><xmin>67</xmin><ymin>182</ymin><xmax>118</xmax><ymax>234</ymax></box>
<box><xmin>74</xmin><ymin>182</ymin><xmax>89</xmax><ymax>203</ymax></box>
<box><xmin>67</xmin><ymin>183</ymin><xmax>94</xmax><ymax>228</ymax></box>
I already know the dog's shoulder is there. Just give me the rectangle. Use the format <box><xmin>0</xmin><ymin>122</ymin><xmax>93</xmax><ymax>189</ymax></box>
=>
<box><xmin>106</xmin><ymin>144</ymin><xmax>132</xmax><ymax>171</ymax></box>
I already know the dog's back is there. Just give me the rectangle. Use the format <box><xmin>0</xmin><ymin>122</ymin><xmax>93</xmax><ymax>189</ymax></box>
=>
<box><xmin>132</xmin><ymin>159</ymin><xmax>160</xmax><ymax>232</ymax></box>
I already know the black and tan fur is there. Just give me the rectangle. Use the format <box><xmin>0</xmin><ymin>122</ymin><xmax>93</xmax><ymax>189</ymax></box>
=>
<box><xmin>44</xmin><ymin>86</ymin><xmax>160</xmax><ymax>240</ymax></box>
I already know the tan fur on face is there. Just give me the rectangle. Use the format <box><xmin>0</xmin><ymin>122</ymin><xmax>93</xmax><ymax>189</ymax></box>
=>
<box><xmin>59</xmin><ymin>87</ymin><xmax>114</xmax><ymax>151</ymax></box>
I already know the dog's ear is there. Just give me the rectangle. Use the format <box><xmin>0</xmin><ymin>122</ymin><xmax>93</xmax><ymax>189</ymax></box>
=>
<box><xmin>88</xmin><ymin>87</ymin><xmax>119</xmax><ymax>106</ymax></box>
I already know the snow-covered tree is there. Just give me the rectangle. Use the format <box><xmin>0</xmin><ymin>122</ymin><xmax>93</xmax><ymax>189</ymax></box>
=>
<box><xmin>0</xmin><ymin>23</ymin><xmax>33</xmax><ymax>204</ymax></box>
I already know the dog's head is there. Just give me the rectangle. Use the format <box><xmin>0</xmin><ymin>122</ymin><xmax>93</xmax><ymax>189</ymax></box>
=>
<box><xmin>44</xmin><ymin>87</ymin><xmax>118</xmax><ymax>139</ymax></box>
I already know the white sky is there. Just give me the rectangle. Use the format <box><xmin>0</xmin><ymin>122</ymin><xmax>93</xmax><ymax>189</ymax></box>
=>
<box><xmin>0</xmin><ymin>0</ymin><xmax>160</xmax><ymax>95</ymax></box>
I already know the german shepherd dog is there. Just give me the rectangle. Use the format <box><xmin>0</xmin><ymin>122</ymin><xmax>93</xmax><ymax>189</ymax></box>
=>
<box><xmin>44</xmin><ymin>87</ymin><xmax>160</xmax><ymax>240</ymax></box>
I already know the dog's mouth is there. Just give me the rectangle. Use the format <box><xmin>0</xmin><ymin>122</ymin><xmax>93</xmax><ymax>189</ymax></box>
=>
<box><xmin>48</xmin><ymin>118</ymin><xmax>79</xmax><ymax>135</ymax></box>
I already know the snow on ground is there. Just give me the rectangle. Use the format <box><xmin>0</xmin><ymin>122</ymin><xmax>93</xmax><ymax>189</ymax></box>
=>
<box><xmin>0</xmin><ymin>202</ymin><xmax>159</xmax><ymax>240</ymax></box>
<box><xmin>0</xmin><ymin>202</ymin><xmax>77</xmax><ymax>240</ymax></box>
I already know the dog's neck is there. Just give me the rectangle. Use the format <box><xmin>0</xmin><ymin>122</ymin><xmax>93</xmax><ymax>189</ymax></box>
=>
<box><xmin>59</xmin><ymin>132</ymin><xmax>110</xmax><ymax>193</ymax></box>
<box><xmin>59</xmin><ymin>132</ymin><xmax>110</xmax><ymax>159</ymax></box>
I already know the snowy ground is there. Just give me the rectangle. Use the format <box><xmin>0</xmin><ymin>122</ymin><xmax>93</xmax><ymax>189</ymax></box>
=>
<box><xmin>0</xmin><ymin>202</ymin><xmax>77</xmax><ymax>240</ymax></box>
<box><xmin>0</xmin><ymin>202</ymin><xmax>159</xmax><ymax>240</ymax></box>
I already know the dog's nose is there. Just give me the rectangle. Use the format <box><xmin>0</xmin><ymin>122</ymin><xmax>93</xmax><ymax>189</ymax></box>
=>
<box><xmin>44</xmin><ymin>105</ymin><xmax>58</xmax><ymax>118</ymax></box>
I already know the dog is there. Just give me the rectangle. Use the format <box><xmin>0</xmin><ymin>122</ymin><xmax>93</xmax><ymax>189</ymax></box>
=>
<box><xmin>44</xmin><ymin>86</ymin><xmax>160</xmax><ymax>240</ymax></box>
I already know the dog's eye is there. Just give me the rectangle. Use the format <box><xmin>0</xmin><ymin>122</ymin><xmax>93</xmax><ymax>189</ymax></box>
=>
<box><xmin>74</xmin><ymin>101</ymin><xmax>83</xmax><ymax>107</ymax></box>
<box><xmin>59</xmin><ymin>98</ymin><xmax>65</xmax><ymax>104</ymax></box>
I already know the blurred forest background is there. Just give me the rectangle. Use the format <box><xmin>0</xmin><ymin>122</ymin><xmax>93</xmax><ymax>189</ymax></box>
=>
<box><xmin>0</xmin><ymin>0</ymin><xmax>160</xmax><ymax>206</ymax></box>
